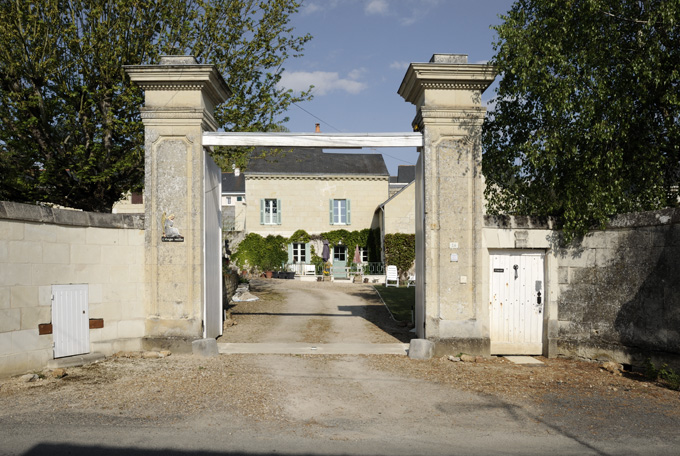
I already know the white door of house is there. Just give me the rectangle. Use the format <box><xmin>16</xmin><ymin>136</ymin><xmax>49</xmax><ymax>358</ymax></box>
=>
<box><xmin>52</xmin><ymin>284</ymin><xmax>89</xmax><ymax>358</ymax></box>
<box><xmin>489</xmin><ymin>250</ymin><xmax>545</xmax><ymax>355</ymax></box>
<box><xmin>203</xmin><ymin>151</ymin><xmax>223</xmax><ymax>339</ymax></box>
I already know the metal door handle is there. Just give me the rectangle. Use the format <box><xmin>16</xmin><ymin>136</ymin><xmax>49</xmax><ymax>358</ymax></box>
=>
<box><xmin>513</xmin><ymin>264</ymin><xmax>518</xmax><ymax>279</ymax></box>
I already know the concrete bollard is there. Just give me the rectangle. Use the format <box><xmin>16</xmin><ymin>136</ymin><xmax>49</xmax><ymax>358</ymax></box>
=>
<box><xmin>192</xmin><ymin>339</ymin><xmax>219</xmax><ymax>357</ymax></box>
<box><xmin>408</xmin><ymin>339</ymin><xmax>435</xmax><ymax>360</ymax></box>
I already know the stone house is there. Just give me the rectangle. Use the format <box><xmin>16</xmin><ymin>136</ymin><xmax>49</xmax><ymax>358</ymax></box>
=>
<box><xmin>241</xmin><ymin>147</ymin><xmax>390</xmax><ymax>273</ymax></box>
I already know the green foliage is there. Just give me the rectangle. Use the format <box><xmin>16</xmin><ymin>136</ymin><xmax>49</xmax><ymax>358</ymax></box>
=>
<box><xmin>0</xmin><ymin>0</ymin><xmax>312</xmax><ymax>211</ymax></box>
<box><xmin>483</xmin><ymin>0</ymin><xmax>680</xmax><ymax>241</ymax></box>
<box><xmin>288</xmin><ymin>229</ymin><xmax>310</xmax><ymax>244</ymax></box>
<box><xmin>230</xmin><ymin>233</ymin><xmax>288</xmax><ymax>273</ymax></box>
<box><xmin>644</xmin><ymin>358</ymin><xmax>680</xmax><ymax>390</ymax></box>
<box><xmin>233</xmin><ymin>228</ymin><xmax>382</xmax><ymax>275</ymax></box>
<box><xmin>316</xmin><ymin>228</ymin><xmax>380</xmax><ymax>260</ymax></box>
<box><xmin>383</xmin><ymin>233</ymin><xmax>415</xmax><ymax>279</ymax></box>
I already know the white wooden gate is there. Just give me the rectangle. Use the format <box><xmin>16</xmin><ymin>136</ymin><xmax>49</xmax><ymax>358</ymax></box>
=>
<box><xmin>203</xmin><ymin>152</ymin><xmax>223</xmax><ymax>339</ymax></box>
<box><xmin>51</xmin><ymin>284</ymin><xmax>89</xmax><ymax>358</ymax></box>
<box><xmin>489</xmin><ymin>250</ymin><xmax>545</xmax><ymax>355</ymax></box>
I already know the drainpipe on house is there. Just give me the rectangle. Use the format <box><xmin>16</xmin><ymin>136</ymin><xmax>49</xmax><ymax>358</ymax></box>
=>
<box><xmin>380</xmin><ymin>205</ymin><xmax>386</xmax><ymax>264</ymax></box>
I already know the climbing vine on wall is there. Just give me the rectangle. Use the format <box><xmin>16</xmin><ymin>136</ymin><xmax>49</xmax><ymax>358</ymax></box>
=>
<box><xmin>383</xmin><ymin>233</ymin><xmax>415</xmax><ymax>278</ymax></box>
<box><xmin>231</xmin><ymin>228</ymin><xmax>384</xmax><ymax>273</ymax></box>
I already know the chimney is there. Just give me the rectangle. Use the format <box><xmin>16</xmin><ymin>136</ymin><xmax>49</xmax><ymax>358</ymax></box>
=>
<box><xmin>315</xmin><ymin>123</ymin><xmax>321</xmax><ymax>133</ymax></box>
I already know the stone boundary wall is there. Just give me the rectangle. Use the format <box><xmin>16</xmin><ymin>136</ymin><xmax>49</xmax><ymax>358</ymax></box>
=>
<box><xmin>0</xmin><ymin>201</ymin><xmax>146</xmax><ymax>378</ymax></box>
<box><xmin>484</xmin><ymin>208</ymin><xmax>680</xmax><ymax>368</ymax></box>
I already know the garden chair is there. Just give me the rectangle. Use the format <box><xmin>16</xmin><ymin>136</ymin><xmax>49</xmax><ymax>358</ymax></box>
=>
<box><xmin>407</xmin><ymin>273</ymin><xmax>416</xmax><ymax>288</ymax></box>
<box><xmin>385</xmin><ymin>265</ymin><xmax>399</xmax><ymax>287</ymax></box>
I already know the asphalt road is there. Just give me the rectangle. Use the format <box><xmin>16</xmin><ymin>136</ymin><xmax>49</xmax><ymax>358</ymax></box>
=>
<box><xmin>1</xmin><ymin>279</ymin><xmax>679</xmax><ymax>456</ymax></box>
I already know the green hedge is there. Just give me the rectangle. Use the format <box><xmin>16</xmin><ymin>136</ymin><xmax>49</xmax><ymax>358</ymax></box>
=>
<box><xmin>384</xmin><ymin>233</ymin><xmax>415</xmax><ymax>279</ymax></box>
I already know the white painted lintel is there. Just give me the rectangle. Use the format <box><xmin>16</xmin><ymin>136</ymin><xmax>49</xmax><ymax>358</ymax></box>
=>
<box><xmin>202</xmin><ymin>132</ymin><xmax>423</xmax><ymax>148</ymax></box>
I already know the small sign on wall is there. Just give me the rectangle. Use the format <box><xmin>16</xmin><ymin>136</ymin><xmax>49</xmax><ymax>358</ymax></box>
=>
<box><xmin>161</xmin><ymin>212</ymin><xmax>184</xmax><ymax>242</ymax></box>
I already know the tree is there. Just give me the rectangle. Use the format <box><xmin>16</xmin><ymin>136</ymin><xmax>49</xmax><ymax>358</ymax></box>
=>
<box><xmin>483</xmin><ymin>0</ymin><xmax>680</xmax><ymax>240</ymax></box>
<box><xmin>0</xmin><ymin>0</ymin><xmax>311</xmax><ymax>212</ymax></box>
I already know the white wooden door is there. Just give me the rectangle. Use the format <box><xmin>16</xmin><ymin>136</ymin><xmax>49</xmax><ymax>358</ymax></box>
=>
<box><xmin>203</xmin><ymin>151</ymin><xmax>223</xmax><ymax>339</ymax></box>
<box><xmin>52</xmin><ymin>284</ymin><xmax>89</xmax><ymax>358</ymax></box>
<box><xmin>489</xmin><ymin>251</ymin><xmax>545</xmax><ymax>355</ymax></box>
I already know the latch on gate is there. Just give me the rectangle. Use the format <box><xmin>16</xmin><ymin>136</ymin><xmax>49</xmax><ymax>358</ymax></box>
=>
<box><xmin>537</xmin><ymin>291</ymin><xmax>542</xmax><ymax>305</ymax></box>
<box><xmin>513</xmin><ymin>264</ymin><xmax>519</xmax><ymax>279</ymax></box>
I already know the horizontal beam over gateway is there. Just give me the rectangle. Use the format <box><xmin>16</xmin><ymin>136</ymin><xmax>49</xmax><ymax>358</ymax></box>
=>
<box><xmin>202</xmin><ymin>132</ymin><xmax>423</xmax><ymax>148</ymax></box>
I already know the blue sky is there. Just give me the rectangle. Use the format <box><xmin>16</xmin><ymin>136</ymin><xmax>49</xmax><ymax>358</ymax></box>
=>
<box><xmin>276</xmin><ymin>0</ymin><xmax>516</xmax><ymax>176</ymax></box>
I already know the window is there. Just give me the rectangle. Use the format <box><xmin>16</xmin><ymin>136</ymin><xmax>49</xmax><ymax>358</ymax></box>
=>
<box><xmin>260</xmin><ymin>198</ymin><xmax>281</xmax><ymax>225</ymax></box>
<box><xmin>226</xmin><ymin>196</ymin><xmax>232</xmax><ymax>205</ymax></box>
<box><xmin>329</xmin><ymin>199</ymin><xmax>351</xmax><ymax>225</ymax></box>
<box><xmin>333</xmin><ymin>245</ymin><xmax>347</xmax><ymax>262</ymax></box>
<box><xmin>237</xmin><ymin>196</ymin><xmax>243</xmax><ymax>202</ymax></box>
<box><xmin>360</xmin><ymin>247</ymin><xmax>369</xmax><ymax>263</ymax></box>
<box><xmin>292</xmin><ymin>243</ymin><xmax>306</xmax><ymax>263</ymax></box>
<box><xmin>131</xmin><ymin>192</ymin><xmax>143</xmax><ymax>204</ymax></box>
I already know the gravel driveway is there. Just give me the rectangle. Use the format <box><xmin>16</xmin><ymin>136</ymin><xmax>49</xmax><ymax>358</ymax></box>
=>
<box><xmin>1</xmin><ymin>279</ymin><xmax>679</xmax><ymax>455</ymax></box>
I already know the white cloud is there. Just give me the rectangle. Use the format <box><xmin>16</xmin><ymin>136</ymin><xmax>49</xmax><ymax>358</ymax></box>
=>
<box><xmin>398</xmin><ymin>0</ymin><xmax>443</xmax><ymax>26</ymax></box>
<box><xmin>389</xmin><ymin>61</ymin><xmax>409</xmax><ymax>71</ymax></box>
<box><xmin>279</xmin><ymin>70</ymin><xmax>368</xmax><ymax>96</ymax></box>
<box><xmin>365</xmin><ymin>0</ymin><xmax>389</xmax><ymax>15</ymax></box>
<box><xmin>301</xmin><ymin>3</ymin><xmax>322</xmax><ymax>15</ymax></box>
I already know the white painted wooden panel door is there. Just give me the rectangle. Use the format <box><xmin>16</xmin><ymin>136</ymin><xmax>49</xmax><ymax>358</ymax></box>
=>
<box><xmin>489</xmin><ymin>251</ymin><xmax>545</xmax><ymax>355</ymax></box>
<box><xmin>52</xmin><ymin>284</ymin><xmax>89</xmax><ymax>358</ymax></box>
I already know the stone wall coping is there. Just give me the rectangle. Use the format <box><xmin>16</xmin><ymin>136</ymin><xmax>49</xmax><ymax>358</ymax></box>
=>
<box><xmin>484</xmin><ymin>207</ymin><xmax>680</xmax><ymax>230</ymax></box>
<box><xmin>0</xmin><ymin>201</ymin><xmax>144</xmax><ymax>229</ymax></box>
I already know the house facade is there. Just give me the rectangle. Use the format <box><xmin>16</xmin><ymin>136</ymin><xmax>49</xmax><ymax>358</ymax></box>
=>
<box><xmin>240</xmin><ymin>148</ymin><xmax>389</xmax><ymax>275</ymax></box>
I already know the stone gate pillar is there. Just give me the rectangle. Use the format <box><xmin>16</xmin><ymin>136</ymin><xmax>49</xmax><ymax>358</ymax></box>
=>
<box><xmin>398</xmin><ymin>54</ymin><xmax>495</xmax><ymax>355</ymax></box>
<box><xmin>125</xmin><ymin>57</ymin><xmax>231</xmax><ymax>345</ymax></box>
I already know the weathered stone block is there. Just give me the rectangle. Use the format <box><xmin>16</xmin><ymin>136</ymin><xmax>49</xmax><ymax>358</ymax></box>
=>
<box><xmin>0</xmin><ymin>287</ymin><xmax>9</xmax><ymax>310</ymax></box>
<box><xmin>0</xmin><ymin>220</ymin><xmax>24</xmax><ymax>240</ymax></box>
<box><xmin>70</xmin><ymin>244</ymin><xmax>101</xmax><ymax>264</ymax></box>
<box><xmin>408</xmin><ymin>339</ymin><xmax>435</xmax><ymax>359</ymax></box>
<box><xmin>20</xmin><ymin>306</ymin><xmax>51</xmax><ymax>330</ymax></box>
<box><xmin>557</xmin><ymin>267</ymin><xmax>570</xmax><ymax>284</ymax></box>
<box><xmin>0</xmin><ymin>308</ymin><xmax>21</xmax><ymax>332</ymax></box>
<box><xmin>9</xmin><ymin>241</ymin><xmax>42</xmax><ymax>264</ymax></box>
<box><xmin>42</xmin><ymin>242</ymin><xmax>70</xmax><ymax>264</ymax></box>
<box><xmin>192</xmin><ymin>338</ymin><xmax>219</xmax><ymax>357</ymax></box>
<box><xmin>12</xmin><ymin>328</ymin><xmax>52</xmax><ymax>351</ymax></box>
<box><xmin>117</xmin><ymin>319</ymin><xmax>145</xmax><ymax>339</ymax></box>
<box><xmin>11</xmin><ymin>286</ymin><xmax>38</xmax><ymax>308</ymax></box>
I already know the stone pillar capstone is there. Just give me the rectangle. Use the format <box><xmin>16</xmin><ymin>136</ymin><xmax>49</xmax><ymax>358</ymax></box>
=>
<box><xmin>398</xmin><ymin>54</ymin><xmax>495</xmax><ymax>356</ymax></box>
<box><xmin>125</xmin><ymin>56</ymin><xmax>231</xmax><ymax>343</ymax></box>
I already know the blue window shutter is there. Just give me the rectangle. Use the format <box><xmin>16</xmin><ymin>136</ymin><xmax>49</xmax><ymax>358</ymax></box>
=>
<box><xmin>329</xmin><ymin>199</ymin><xmax>334</xmax><ymax>225</ymax></box>
<box><xmin>287</xmin><ymin>243</ymin><xmax>293</xmax><ymax>264</ymax></box>
<box><xmin>260</xmin><ymin>199</ymin><xmax>264</xmax><ymax>225</ymax></box>
<box><xmin>346</xmin><ymin>199</ymin><xmax>351</xmax><ymax>225</ymax></box>
<box><xmin>305</xmin><ymin>243</ymin><xmax>310</xmax><ymax>263</ymax></box>
<box><xmin>277</xmin><ymin>199</ymin><xmax>282</xmax><ymax>225</ymax></box>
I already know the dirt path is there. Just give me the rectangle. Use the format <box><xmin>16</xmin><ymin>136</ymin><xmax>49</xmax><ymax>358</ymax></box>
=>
<box><xmin>1</xmin><ymin>279</ymin><xmax>679</xmax><ymax>455</ymax></box>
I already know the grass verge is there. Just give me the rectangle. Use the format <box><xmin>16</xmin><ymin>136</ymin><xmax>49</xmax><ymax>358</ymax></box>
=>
<box><xmin>374</xmin><ymin>285</ymin><xmax>415</xmax><ymax>322</ymax></box>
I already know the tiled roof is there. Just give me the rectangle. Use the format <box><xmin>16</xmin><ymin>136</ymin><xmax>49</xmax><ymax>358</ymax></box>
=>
<box><xmin>221</xmin><ymin>173</ymin><xmax>245</xmax><ymax>193</ymax></box>
<box><xmin>245</xmin><ymin>148</ymin><xmax>389</xmax><ymax>176</ymax></box>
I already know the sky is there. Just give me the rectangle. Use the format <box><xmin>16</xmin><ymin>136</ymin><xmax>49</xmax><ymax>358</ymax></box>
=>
<box><xmin>276</xmin><ymin>0</ymin><xmax>516</xmax><ymax>176</ymax></box>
